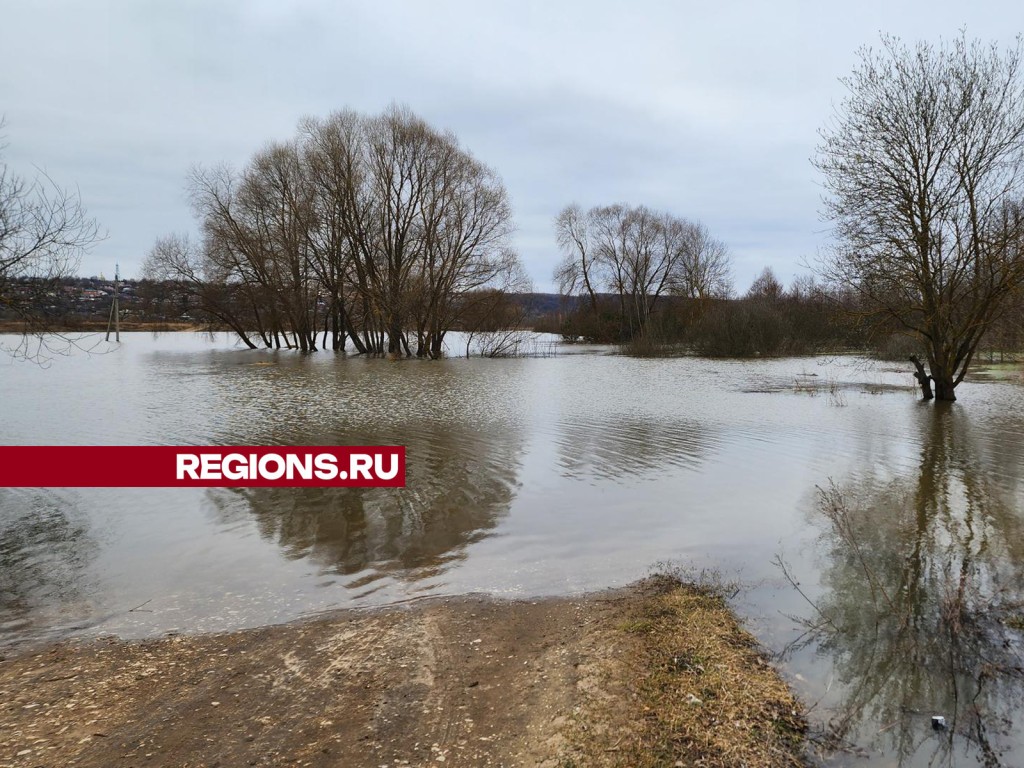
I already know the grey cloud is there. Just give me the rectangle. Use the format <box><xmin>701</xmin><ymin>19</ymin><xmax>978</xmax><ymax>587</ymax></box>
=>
<box><xmin>2</xmin><ymin>0</ymin><xmax>1021</xmax><ymax>291</ymax></box>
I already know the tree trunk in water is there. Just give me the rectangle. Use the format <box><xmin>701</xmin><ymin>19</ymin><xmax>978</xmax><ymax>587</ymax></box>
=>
<box><xmin>909</xmin><ymin>355</ymin><xmax>934</xmax><ymax>400</ymax></box>
<box><xmin>933</xmin><ymin>373</ymin><xmax>957</xmax><ymax>402</ymax></box>
<box><xmin>430</xmin><ymin>331</ymin><xmax>444</xmax><ymax>359</ymax></box>
<box><xmin>231</xmin><ymin>326</ymin><xmax>258</xmax><ymax>350</ymax></box>
<box><xmin>388</xmin><ymin>323</ymin><xmax>403</xmax><ymax>355</ymax></box>
<box><xmin>342</xmin><ymin>311</ymin><xmax>366</xmax><ymax>356</ymax></box>
<box><xmin>331</xmin><ymin>297</ymin><xmax>342</xmax><ymax>351</ymax></box>
<box><xmin>345</xmin><ymin>311</ymin><xmax>366</xmax><ymax>354</ymax></box>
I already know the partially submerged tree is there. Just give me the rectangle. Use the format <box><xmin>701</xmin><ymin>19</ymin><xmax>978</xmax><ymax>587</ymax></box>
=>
<box><xmin>816</xmin><ymin>34</ymin><xmax>1024</xmax><ymax>401</ymax></box>
<box><xmin>141</xmin><ymin>233</ymin><xmax>267</xmax><ymax>348</ymax></box>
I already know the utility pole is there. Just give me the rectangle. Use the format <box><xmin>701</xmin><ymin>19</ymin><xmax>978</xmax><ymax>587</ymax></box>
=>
<box><xmin>105</xmin><ymin>263</ymin><xmax>120</xmax><ymax>342</ymax></box>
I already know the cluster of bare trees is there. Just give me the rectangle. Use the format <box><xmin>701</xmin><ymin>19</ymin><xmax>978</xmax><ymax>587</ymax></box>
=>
<box><xmin>145</xmin><ymin>106</ymin><xmax>526</xmax><ymax>356</ymax></box>
<box><xmin>553</xmin><ymin>203</ymin><xmax>731</xmax><ymax>342</ymax></box>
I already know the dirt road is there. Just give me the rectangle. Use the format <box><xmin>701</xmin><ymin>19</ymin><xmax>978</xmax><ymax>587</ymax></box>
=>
<box><xmin>1</xmin><ymin>580</ymin><xmax>805</xmax><ymax>767</ymax></box>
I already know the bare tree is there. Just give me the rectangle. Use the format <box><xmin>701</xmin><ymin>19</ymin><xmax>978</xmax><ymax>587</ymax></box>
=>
<box><xmin>183</xmin><ymin>144</ymin><xmax>323</xmax><ymax>352</ymax></box>
<box><xmin>185</xmin><ymin>163</ymin><xmax>285</xmax><ymax>348</ymax></box>
<box><xmin>238</xmin><ymin>141</ymin><xmax>321</xmax><ymax>352</ymax></box>
<box><xmin>746</xmin><ymin>266</ymin><xmax>784</xmax><ymax>301</ymax></box>
<box><xmin>0</xmin><ymin>119</ymin><xmax>101</xmax><ymax>357</ymax></box>
<box><xmin>298</xmin><ymin>110</ymin><xmax>366</xmax><ymax>352</ymax></box>
<box><xmin>554</xmin><ymin>203</ymin><xmax>599</xmax><ymax>313</ymax></box>
<box><xmin>670</xmin><ymin>221</ymin><xmax>733</xmax><ymax>301</ymax></box>
<box><xmin>815</xmin><ymin>34</ymin><xmax>1024</xmax><ymax>401</ymax></box>
<box><xmin>409</xmin><ymin>122</ymin><xmax>516</xmax><ymax>358</ymax></box>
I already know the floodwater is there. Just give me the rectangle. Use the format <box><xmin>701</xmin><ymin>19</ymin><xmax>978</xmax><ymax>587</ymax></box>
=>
<box><xmin>2</xmin><ymin>332</ymin><xmax>1024</xmax><ymax>766</ymax></box>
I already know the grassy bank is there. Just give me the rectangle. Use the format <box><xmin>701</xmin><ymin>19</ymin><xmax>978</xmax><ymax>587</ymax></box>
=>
<box><xmin>562</xmin><ymin>576</ymin><xmax>805</xmax><ymax>767</ymax></box>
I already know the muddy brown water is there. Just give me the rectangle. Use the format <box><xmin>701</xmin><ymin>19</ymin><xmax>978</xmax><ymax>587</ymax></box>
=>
<box><xmin>2</xmin><ymin>332</ymin><xmax>1024</xmax><ymax>766</ymax></box>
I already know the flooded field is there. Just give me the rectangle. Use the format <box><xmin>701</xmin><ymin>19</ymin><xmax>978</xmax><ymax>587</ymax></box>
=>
<box><xmin>2</xmin><ymin>332</ymin><xmax>1024</xmax><ymax>766</ymax></box>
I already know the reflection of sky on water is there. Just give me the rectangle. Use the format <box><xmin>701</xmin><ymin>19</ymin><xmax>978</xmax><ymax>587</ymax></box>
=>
<box><xmin>2</xmin><ymin>333</ymin><xmax>1024</xmax><ymax>764</ymax></box>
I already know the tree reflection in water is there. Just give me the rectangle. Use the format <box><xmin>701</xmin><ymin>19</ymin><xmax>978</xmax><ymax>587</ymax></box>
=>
<box><xmin>554</xmin><ymin>416</ymin><xmax>709</xmax><ymax>482</ymax></box>
<box><xmin>205</xmin><ymin>425</ymin><xmax>523</xmax><ymax>582</ymax></box>
<box><xmin>794</xmin><ymin>406</ymin><xmax>1024</xmax><ymax>767</ymax></box>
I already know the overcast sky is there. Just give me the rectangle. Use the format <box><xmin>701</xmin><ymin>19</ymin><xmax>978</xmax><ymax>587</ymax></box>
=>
<box><xmin>2</xmin><ymin>1</ymin><xmax>1021</xmax><ymax>293</ymax></box>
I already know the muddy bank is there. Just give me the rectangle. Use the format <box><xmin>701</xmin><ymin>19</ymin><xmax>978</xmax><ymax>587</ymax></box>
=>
<box><xmin>0</xmin><ymin>579</ymin><xmax>805</xmax><ymax>767</ymax></box>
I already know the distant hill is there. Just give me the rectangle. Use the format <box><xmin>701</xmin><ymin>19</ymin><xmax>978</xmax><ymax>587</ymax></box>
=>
<box><xmin>510</xmin><ymin>293</ymin><xmax>572</xmax><ymax>318</ymax></box>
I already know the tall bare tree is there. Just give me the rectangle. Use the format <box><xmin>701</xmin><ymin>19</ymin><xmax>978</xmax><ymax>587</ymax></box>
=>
<box><xmin>185</xmin><ymin>163</ymin><xmax>285</xmax><ymax>348</ymax></box>
<box><xmin>554</xmin><ymin>203</ymin><xmax>599</xmax><ymax>313</ymax></box>
<box><xmin>241</xmin><ymin>142</ymin><xmax>322</xmax><ymax>352</ymax></box>
<box><xmin>298</xmin><ymin>110</ymin><xmax>366</xmax><ymax>352</ymax></box>
<box><xmin>816</xmin><ymin>34</ymin><xmax>1024</xmax><ymax>401</ymax></box>
<box><xmin>412</xmin><ymin>147</ymin><xmax>517</xmax><ymax>358</ymax></box>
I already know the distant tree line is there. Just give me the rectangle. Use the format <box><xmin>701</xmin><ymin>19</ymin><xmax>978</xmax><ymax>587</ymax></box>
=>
<box><xmin>689</xmin><ymin>269</ymin><xmax>860</xmax><ymax>357</ymax></box>
<box><xmin>541</xmin><ymin>256</ymin><xmax>858</xmax><ymax>356</ymax></box>
<box><xmin>145</xmin><ymin>105</ymin><xmax>527</xmax><ymax>356</ymax></box>
<box><xmin>540</xmin><ymin>259</ymin><xmax>1024</xmax><ymax>359</ymax></box>
<box><xmin>547</xmin><ymin>202</ymin><xmax>866</xmax><ymax>355</ymax></box>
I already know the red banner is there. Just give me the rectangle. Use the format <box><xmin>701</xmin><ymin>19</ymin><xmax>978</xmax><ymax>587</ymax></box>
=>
<box><xmin>0</xmin><ymin>446</ymin><xmax>406</xmax><ymax>488</ymax></box>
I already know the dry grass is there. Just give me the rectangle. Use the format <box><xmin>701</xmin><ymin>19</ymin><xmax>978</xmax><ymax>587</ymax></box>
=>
<box><xmin>562</xmin><ymin>576</ymin><xmax>806</xmax><ymax>767</ymax></box>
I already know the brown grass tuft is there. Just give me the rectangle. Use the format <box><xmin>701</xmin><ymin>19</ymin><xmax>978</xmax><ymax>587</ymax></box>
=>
<box><xmin>562</xmin><ymin>576</ymin><xmax>806</xmax><ymax>767</ymax></box>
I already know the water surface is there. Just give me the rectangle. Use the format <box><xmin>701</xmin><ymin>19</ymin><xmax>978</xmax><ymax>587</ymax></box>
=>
<box><xmin>2</xmin><ymin>332</ymin><xmax>1024</xmax><ymax>766</ymax></box>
